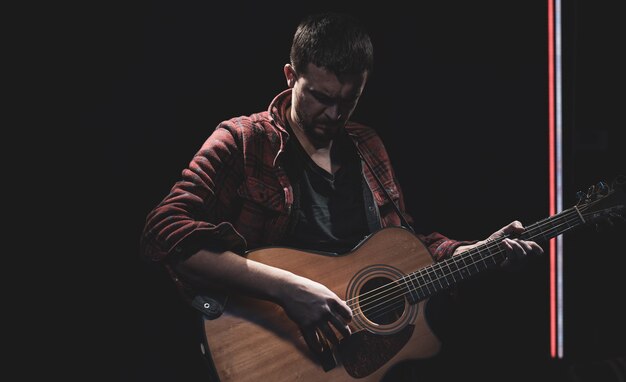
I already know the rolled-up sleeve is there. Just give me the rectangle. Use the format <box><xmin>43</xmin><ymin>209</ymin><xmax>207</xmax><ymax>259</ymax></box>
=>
<box><xmin>417</xmin><ymin>232</ymin><xmax>477</xmax><ymax>262</ymax></box>
<box><xmin>140</xmin><ymin>124</ymin><xmax>247</xmax><ymax>263</ymax></box>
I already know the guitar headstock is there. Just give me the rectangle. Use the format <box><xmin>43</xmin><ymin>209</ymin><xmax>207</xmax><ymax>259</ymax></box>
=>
<box><xmin>576</xmin><ymin>175</ymin><xmax>626</xmax><ymax>230</ymax></box>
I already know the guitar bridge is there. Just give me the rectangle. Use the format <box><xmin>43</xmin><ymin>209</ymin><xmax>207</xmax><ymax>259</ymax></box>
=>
<box><xmin>318</xmin><ymin>347</ymin><xmax>337</xmax><ymax>371</ymax></box>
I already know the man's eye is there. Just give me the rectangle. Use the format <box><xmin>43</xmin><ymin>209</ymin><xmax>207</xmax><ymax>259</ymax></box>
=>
<box><xmin>312</xmin><ymin>92</ymin><xmax>332</xmax><ymax>104</ymax></box>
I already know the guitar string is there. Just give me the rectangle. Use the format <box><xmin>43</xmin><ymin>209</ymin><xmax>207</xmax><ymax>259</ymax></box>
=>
<box><xmin>359</xmin><ymin>196</ymin><xmax>618</xmax><ymax>322</ymax></box>
<box><xmin>347</xmin><ymin>207</ymin><xmax>580</xmax><ymax>309</ymax></box>
<box><xmin>350</xmin><ymin>210</ymin><xmax>583</xmax><ymax>322</ymax></box>
<box><xmin>352</xmin><ymin>207</ymin><xmax>586</xmax><ymax>318</ymax></box>
<box><xmin>346</xmin><ymin>208</ymin><xmax>587</xmax><ymax>321</ymax></box>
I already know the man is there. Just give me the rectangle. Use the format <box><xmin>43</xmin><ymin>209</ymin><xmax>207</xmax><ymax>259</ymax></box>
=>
<box><xmin>140</xmin><ymin>11</ymin><xmax>542</xmax><ymax>378</ymax></box>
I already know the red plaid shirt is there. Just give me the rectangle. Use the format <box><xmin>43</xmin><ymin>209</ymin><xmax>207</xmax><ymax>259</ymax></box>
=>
<box><xmin>141</xmin><ymin>90</ymin><xmax>466</xmax><ymax>276</ymax></box>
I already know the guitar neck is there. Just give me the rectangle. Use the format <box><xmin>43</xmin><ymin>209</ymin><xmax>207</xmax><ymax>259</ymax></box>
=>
<box><xmin>402</xmin><ymin>207</ymin><xmax>586</xmax><ymax>303</ymax></box>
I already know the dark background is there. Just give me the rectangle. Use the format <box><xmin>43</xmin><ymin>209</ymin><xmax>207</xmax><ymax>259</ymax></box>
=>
<box><xmin>65</xmin><ymin>1</ymin><xmax>624</xmax><ymax>381</ymax></box>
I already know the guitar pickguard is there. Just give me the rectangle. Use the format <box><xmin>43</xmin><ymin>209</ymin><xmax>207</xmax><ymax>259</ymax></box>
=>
<box><xmin>339</xmin><ymin>325</ymin><xmax>415</xmax><ymax>378</ymax></box>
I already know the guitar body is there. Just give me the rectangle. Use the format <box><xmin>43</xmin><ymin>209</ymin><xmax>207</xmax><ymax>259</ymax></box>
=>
<box><xmin>203</xmin><ymin>227</ymin><xmax>442</xmax><ymax>382</ymax></box>
<box><xmin>199</xmin><ymin>176</ymin><xmax>626</xmax><ymax>381</ymax></box>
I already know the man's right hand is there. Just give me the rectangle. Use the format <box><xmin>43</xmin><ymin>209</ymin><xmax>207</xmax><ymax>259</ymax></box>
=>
<box><xmin>172</xmin><ymin>249</ymin><xmax>353</xmax><ymax>355</ymax></box>
<box><xmin>278</xmin><ymin>274</ymin><xmax>353</xmax><ymax>354</ymax></box>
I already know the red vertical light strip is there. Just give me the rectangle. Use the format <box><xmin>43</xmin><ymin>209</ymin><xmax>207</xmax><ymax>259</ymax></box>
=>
<box><xmin>547</xmin><ymin>0</ymin><xmax>557</xmax><ymax>359</ymax></box>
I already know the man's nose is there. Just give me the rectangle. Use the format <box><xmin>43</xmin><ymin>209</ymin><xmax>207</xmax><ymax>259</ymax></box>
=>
<box><xmin>325</xmin><ymin>105</ymin><xmax>342</xmax><ymax>121</ymax></box>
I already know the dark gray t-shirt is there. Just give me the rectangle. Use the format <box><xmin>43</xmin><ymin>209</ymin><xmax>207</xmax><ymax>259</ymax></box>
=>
<box><xmin>281</xmin><ymin>130</ymin><xmax>371</xmax><ymax>254</ymax></box>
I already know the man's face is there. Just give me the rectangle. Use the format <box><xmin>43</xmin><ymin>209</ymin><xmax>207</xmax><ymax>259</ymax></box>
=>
<box><xmin>287</xmin><ymin>63</ymin><xmax>368</xmax><ymax>144</ymax></box>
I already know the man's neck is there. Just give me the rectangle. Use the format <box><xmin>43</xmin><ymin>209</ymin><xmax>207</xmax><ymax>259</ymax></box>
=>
<box><xmin>287</xmin><ymin>108</ymin><xmax>339</xmax><ymax>174</ymax></box>
<box><xmin>287</xmin><ymin>107</ymin><xmax>332</xmax><ymax>154</ymax></box>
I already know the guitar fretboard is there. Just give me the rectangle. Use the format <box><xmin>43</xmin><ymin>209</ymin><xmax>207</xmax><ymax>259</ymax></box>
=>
<box><xmin>401</xmin><ymin>206</ymin><xmax>586</xmax><ymax>303</ymax></box>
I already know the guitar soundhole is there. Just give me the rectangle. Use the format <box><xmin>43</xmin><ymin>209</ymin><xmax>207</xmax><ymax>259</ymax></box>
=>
<box><xmin>359</xmin><ymin>277</ymin><xmax>406</xmax><ymax>325</ymax></box>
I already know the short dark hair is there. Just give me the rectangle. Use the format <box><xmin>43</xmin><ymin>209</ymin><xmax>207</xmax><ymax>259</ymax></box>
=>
<box><xmin>290</xmin><ymin>12</ymin><xmax>374</xmax><ymax>77</ymax></box>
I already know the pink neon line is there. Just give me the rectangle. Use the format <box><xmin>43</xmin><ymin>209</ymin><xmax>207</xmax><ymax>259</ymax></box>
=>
<box><xmin>547</xmin><ymin>0</ymin><xmax>557</xmax><ymax>359</ymax></box>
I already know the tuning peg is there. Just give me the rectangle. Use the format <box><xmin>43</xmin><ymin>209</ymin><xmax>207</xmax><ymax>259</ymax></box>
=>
<box><xmin>597</xmin><ymin>181</ymin><xmax>609</xmax><ymax>195</ymax></box>
<box><xmin>576</xmin><ymin>191</ymin><xmax>586</xmax><ymax>203</ymax></box>
<box><xmin>587</xmin><ymin>185</ymin><xmax>596</xmax><ymax>198</ymax></box>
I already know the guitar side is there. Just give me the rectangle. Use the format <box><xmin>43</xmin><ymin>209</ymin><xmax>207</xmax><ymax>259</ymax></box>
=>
<box><xmin>202</xmin><ymin>227</ymin><xmax>442</xmax><ymax>382</ymax></box>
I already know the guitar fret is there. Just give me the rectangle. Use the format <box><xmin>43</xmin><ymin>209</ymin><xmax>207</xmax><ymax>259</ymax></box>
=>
<box><xmin>532</xmin><ymin>227</ymin><xmax>544</xmax><ymax>242</ymax></box>
<box><xmin>469</xmin><ymin>251</ymin><xmax>485</xmax><ymax>273</ymax></box>
<box><xmin>442</xmin><ymin>260</ymin><xmax>456</xmax><ymax>284</ymax></box>
<box><xmin>404</xmin><ymin>274</ymin><xmax>420</xmax><ymax>304</ymax></box>
<box><xmin>478</xmin><ymin>248</ymin><xmax>489</xmax><ymax>269</ymax></box>
<box><xmin>435</xmin><ymin>263</ymin><xmax>451</xmax><ymax>288</ymax></box>
<box><xmin>412</xmin><ymin>273</ymin><xmax>426</xmax><ymax>300</ymax></box>
<box><xmin>431</xmin><ymin>265</ymin><xmax>445</xmax><ymax>290</ymax></box>
<box><xmin>447</xmin><ymin>260</ymin><xmax>459</xmax><ymax>282</ymax></box>
<box><xmin>484</xmin><ymin>243</ymin><xmax>498</xmax><ymax>265</ymax></box>
<box><xmin>472</xmin><ymin>252</ymin><xmax>481</xmax><ymax>273</ymax></box>
<box><xmin>547</xmin><ymin>218</ymin><xmax>558</xmax><ymax>239</ymax></box>
<box><xmin>540</xmin><ymin>224</ymin><xmax>550</xmax><ymax>242</ymax></box>
<box><xmin>454</xmin><ymin>257</ymin><xmax>468</xmax><ymax>279</ymax></box>
<box><xmin>565</xmin><ymin>215</ymin><xmax>574</xmax><ymax>230</ymax></box>
<box><xmin>422</xmin><ymin>269</ymin><xmax>434</xmax><ymax>294</ymax></box>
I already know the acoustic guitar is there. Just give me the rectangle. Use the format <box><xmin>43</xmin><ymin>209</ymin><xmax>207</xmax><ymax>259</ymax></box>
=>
<box><xmin>200</xmin><ymin>176</ymin><xmax>625</xmax><ymax>381</ymax></box>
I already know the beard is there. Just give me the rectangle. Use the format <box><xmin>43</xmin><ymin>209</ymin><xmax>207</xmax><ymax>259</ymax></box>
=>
<box><xmin>295</xmin><ymin>108</ymin><xmax>344</xmax><ymax>144</ymax></box>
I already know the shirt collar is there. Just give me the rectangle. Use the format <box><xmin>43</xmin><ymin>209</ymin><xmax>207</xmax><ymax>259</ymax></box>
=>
<box><xmin>268</xmin><ymin>89</ymin><xmax>292</xmax><ymax>166</ymax></box>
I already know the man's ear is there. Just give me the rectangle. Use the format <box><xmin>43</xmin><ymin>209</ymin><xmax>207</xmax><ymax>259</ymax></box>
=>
<box><xmin>284</xmin><ymin>64</ymin><xmax>297</xmax><ymax>88</ymax></box>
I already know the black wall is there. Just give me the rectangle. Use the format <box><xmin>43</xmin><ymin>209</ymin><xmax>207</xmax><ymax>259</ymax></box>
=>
<box><xmin>70</xmin><ymin>1</ymin><xmax>624</xmax><ymax>381</ymax></box>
